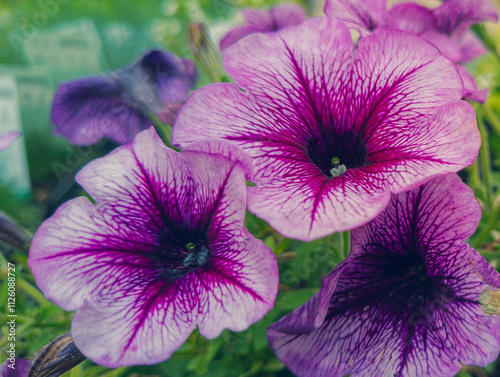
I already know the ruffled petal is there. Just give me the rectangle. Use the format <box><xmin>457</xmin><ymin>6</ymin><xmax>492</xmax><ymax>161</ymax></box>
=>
<box><xmin>352</xmin><ymin>28</ymin><xmax>464</xmax><ymax>136</ymax></box>
<box><xmin>385</xmin><ymin>3</ymin><xmax>435</xmax><ymax>34</ymax></box>
<box><xmin>220</xmin><ymin>4</ymin><xmax>307</xmax><ymax>52</ymax></box>
<box><xmin>420</xmin><ymin>29</ymin><xmax>463</xmax><ymax>62</ymax></box>
<box><xmin>246</xmin><ymin>163</ymin><xmax>392</xmax><ymax>240</ymax></box>
<box><xmin>71</xmin><ymin>276</ymin><xmax>198</xmax><ymax>367</ymax></box>
<box><xmin>175</xmin><ymin>20</ymin><xmax>477</xmax><ymax>239</ymax></box>
<box><xmin>363</xmin><ymin>101</ymin><xmax>480</xmax><ymax>193</ymax></box>
<box><xmin>196</xmin><ymin>230</ymin><xmax>278</xmax><ymax>337</ymax></box>
<box><xmin>324</xmin><ymin>0</ymin><xmax>387</xmax><ymax>35</ymax></box>
<box><xmin>51</xmin><ymin>76</ymin><xmax>151</xmax><ymax>145</ymax></box>
<box><xmin>433</xmin><ymin>0</ymin><xmax>498</xmax><ymax>35</ymax></box>
<box><xmin>269</xmin><ymin>174</ymin><xmax>500</xmax><ymax>377</ymax></box>
<box><xmin>136</xmin><ymin>50</ymin><xmax>198</xmax><ymax>105</ymax></box>
<box><xmin>30</xmin><ymin>128</ymin><xmax>277</xmax><ymax>367</ymax></box>
<box><xmin>456</xmin><ymin>65</ymin><xmax>489</xmax><ymax>103</ymax></box>
<box><xmin>52</xmin><ymin>50</ymin><xmax>197</xmax><ymax>146</ymax></box>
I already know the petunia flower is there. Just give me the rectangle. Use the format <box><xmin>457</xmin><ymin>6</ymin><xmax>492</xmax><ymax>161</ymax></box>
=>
<box><xmin>268</xmin><ymin>174</ymin><xmax>500</xmax><ymax>377</ymax></box>
<box><xmin>173</xmin><ymin>18</ymin><xmax>480</xmax><ymax>241</ymax></box>
<box><xmin>220</xmin><ymin>3</ymin><xmax>307</xmax><ymax>53</ymax></box>
<box><xmin>28</xmin><ymin>128</ymin><xmax>278</xmax><ymax>367</ymax></box>
<box><xmin>51</xmin><ymin>50</ymin><xmax>197</xmax><ymax>146</ymax></box>
<box><xmin>0</xmin><ymin>131</ymin><xmax>21</xmax><ymax>152</ymax></box>
<box><xmin>325</xmin><ymin>0</ymin><xmax>498</xmax><ymax>102</ymax></box>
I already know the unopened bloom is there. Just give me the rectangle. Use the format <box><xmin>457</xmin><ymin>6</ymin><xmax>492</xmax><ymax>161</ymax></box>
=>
<box><xmin>173</xmin><ymin>18</ymin><xmax>479</xmax><ymax>241</ymax></box>
<box><xmin>325</xmin><ymin>0</ymin><xmax>498</xmax><ymax>102</ymax></box>
<box><xmin>51</xmin><ymin>50</ymin><xmax>197</xmax><ymax>145</ymax></box>
<box><xmin>220</xmin><ymin>3</ymin><xmax>307</xmax><ymax>52</ymax></box>
<box><xmin>29</xmin><ymin>128</ymin><xmax>278</xmax><ymax>367</ymax></box>
<box><xmin>268</xmin><ymin>174</ymin><xmax>500</xmax><ymax>377</ymax></box>
<box><xmin>0</xmin><ymin>131</ymin><xmax>21</xmax><ymax>152</ymax></box>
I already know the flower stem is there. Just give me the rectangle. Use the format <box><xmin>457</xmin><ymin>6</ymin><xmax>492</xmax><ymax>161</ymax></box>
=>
<box><xmin>17</xmin><ymin>276</ymin><xmax>52</xmax><ymax>308</ymax></box>
<box><xmin>467</xmin><ymin>159</ymin><xmax>482</xmax><ymax>198</ymax></box>
<box><xmin>274</xmin><ymin>238</ymin><xmax>292</xmax><ymax>255</ymax></box>
<box><xmin>148</xmin><ymin>112</ymin><xmax>180</xmax><ymax>151</ymax></box>
<box><xmin>341</xmin><ymin>231</ymin><xmax>350</xmax><ymax>259</ymax></box>
<box><xmin>477</xmin><ymin>115</ymin><xmax>493</xmax><ymax>209</ymax></box>
<box><xmin>484</xmin><ymin>104</ymin><xmax>500</xmax><ymax>136</ymax></box>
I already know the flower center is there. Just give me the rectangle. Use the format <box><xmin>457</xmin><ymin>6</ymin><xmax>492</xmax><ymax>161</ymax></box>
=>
<box><xmin>183</xmin><ymin>243</ymin><xmax>210</xmax><ymax>267</ymax></box>
<box><xmin>154</xmin><ymin>230</ymin><xmax>211</xmax><ymax>281</ymax></box>
<box><xmin>306</xmin><ymin>130</ymin><xmax>367</xmax><ymax>177</ymax></box>
<box><xmin>329</xmin><ymin>157</ymin><xmax>347</xmax><ymax>177</ymax></box>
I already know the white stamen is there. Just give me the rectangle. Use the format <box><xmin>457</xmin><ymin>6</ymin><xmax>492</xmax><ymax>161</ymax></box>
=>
<box><xmin>183</xmin><ymin>253</ymin><xmax>196</xmax><ymax>266</ymax></box>
<box><xmin>197</xmin><ymin>246</ymin><xmax>209</xmax><ymax>265</ymax></box>
<box><xmin>330</xmin><ymin>164</ymin><xmax>347</xmax><ymax>177</ymax></box>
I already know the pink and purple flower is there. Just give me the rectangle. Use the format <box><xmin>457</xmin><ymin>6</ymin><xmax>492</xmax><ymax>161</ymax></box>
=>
<box><xmin>28</xmin><ymin>128</ymin><xmax>278</xmax><ymax>367</ymax></box>
<box><xmin>268</xmin><ymin>174</ymin><xmax>500</xmax><ymax>377</ymax></box>
<box><xmin>220</xmin><ymin>3</ymin><xmax>307</xmax><ymax>53</ymax></box>
<box><xmin>51</xmin><ymin>50</ymin><xmax>197</xmax><ymax>145</ymax></box>
<box><xmin>173</xmin><ymin>18</ymin><xmax>480</xmax><ymax>241</ymax></box>
<box><xmin>325</xmin><ymin>0</ymin><xmax>498</xmax><ymax>102</ymax></box>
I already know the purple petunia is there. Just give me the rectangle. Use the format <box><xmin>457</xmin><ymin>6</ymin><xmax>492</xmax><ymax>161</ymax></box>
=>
<box><xmin>173</xmin><ymin>18</ymin><xmax>480</xmax><ymax>241</ymax></box>
<box><xmin>28</xmin><ymin>128</ymin><xmax>278</xmax><ymax>367</ymax></box>
<box><xmin>220</xmin><ymin>3</ymin><xmax>307</xmax><ymax>53</ymax></box>
<box><xmin>51</xmin><ymin>50</ymin><xmax>197</xmax><ymax>146</ymax></box>
<box><xmin>268</xmin><ymin>174</ymin><xmax>500</xmax><ymax>377</ymax></box>
<box><xmin>0</xmin><ymin>131</ymin><xmax>21</xmax><ymax>152</ymax></box>
<box><xmin>325</xmin><ymin>0</ymin><xmax>498</xmax><ymax>102</ymax></box>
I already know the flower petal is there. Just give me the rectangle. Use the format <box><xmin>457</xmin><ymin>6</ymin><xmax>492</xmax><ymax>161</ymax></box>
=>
<box><xmin>433</xmin><ymin>0</ymin><xmax>498</xmax><ymax>35</ymax></box>
<box><xmin>196</xmin><ymin>230</ymin><xmax>278</xmax><ymax>337</ymax></box>
<box><xmin>385</xmin><ymin>3</ymin><xmax>435</xmax><ymax>34</ymax></box>
<box><xmin>246</xmin><ymin>164</ymin><xmax>392</xmax><ymax>240</ymax></box>
<box><xmin>420</xmin><ymin>29</ymin><xmax>464</xmax><ymax>62</ymax></box>
<box><xmin>182</xmin><ymin>138</ymin><xmax>255</xmax><ymax>180</ymax></box>
<box><xmin>30</xmin><ymin>128</ymin><xmax>277</xmax><ymax>367</ymax></box>
<box><xmin>71</xmin><ymin>276</ymin><xmax>198</xmax><ymax>367</ymax></box>
<box><xmin>222</xmin><ymin>18</ymin><xmax>354</xmax><ymax>132</ymax></box>
<box><xmin>269</xmin><ymin>174</ymin><xmax>500</xmax><ymax>377</ymax></box>
<box><xmin>0</xmin><ymin>130</ymin><xmax>21</xmax><ymax>152</ymax></box>
<box><xmin>456</xmin><ymin>65</ymin><xmax>489</xmax><ymax>103</ymax></box>
<box><xmin>352</xmin><ymin>28</ymin><xmax>464</xmax><ymax>136</ymax></box>
<box><xmin>135</xmin><ymin>50</ymin><xmax>198</xmax><ymax>105</ymax></box>
<box><xmin>363</xmin><ymin>101</ymin><xmax>480</xmax><ymax>193</ymax></box>
<box><xmin>453</xmin><ymin>30</ymin><xmax>488</xmax><ymax>63</ymax></box>
<box><xmin>174</xmin><ymin>20</ymin><xmax>475</xmax><ymax>239</ymax></box>
<box><xmin>220</xmin><ymin>4</ymin><xmax>307</xmax><ymax>52</ymax></box>
<box><xmin>51</xmin><ymin>76</ymin><xmax>151</xmax><ymax>145</ymax></box>
<box><xmin>324</xmin><ymin>0</ymin><xmax>387</xmax><ymax>36</ymax></box>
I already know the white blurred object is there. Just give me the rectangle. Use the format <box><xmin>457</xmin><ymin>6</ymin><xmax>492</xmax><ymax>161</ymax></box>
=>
<box><xmin>0</xmin><ymin>76</ymin><xmax>31</xmax><ymax>198</ymax></box>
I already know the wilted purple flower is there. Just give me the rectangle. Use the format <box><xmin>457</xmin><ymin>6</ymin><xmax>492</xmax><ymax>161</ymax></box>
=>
<box><xmin>0</xmin><ymin>359</ymin><xmax>29</xmax><ymax>377</ymax></box>
<box><xmin>268</xmin><ymin>174</ymin><xmax>500</xmax><ymax>377</ymax></box>
<box><xmin>51</xmin><ymin>50</ymin><xmax>197</xmax><ymax>145</ymax></box>
<box><xmin>0</xmin><ymin>131</ymin><xmax>21</xmax><ymax>152</ymax></box>
<box><xmin>28</xmin><ymin>128</ymin><xmax>278</xmax><ymax>367</ymax></box>
<box><xmin>325</xmin><ymin>0</ymin><xmax>498</xmax><ymax>102</ymax></box>
<box><xmin>220</xmin><ymin>3</ymin><xmax>307</xmax><ymax>53</ymax></box>
<box><xmin>173</xmin><ymin>18</ymin><xmax>480</xmax><ymax>241</ymax></box>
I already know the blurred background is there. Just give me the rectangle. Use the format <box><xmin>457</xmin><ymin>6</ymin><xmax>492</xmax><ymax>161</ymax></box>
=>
<box><xmin>0</xmin><ymin>0</ymin><xmax>500</xmax><ymax>376</ymax></box>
